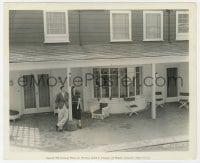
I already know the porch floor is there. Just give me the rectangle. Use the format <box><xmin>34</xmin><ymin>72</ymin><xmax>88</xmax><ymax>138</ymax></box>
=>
<box><xmin>9</xmin><ymin>102</ymin><xmax>189</xmax><ymax>152</ymax></box>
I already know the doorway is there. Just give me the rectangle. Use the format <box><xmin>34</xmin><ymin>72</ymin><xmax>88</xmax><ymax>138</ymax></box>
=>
<box><xmin>166</xmin><ymin>67</ymin><xmax>178</xmax><ymax>102</ymax></box>
<box><xmin>23</xmin><ymin>73</ymin><xmax>51</xmax><ymax>114</ymax></box>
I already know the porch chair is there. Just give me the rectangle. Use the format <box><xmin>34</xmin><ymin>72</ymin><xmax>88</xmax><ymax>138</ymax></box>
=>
<box><xmin>178</xmin><ymin>92</ymin><xmax>189</xmax><ymax>109</ymax></box>
<box><xmin>124</xmin><ymin>97</ymin><xmax>138</xmax><ymax>117</ymax></box>
<box><xmin>90</xmin><ymin>103</ymin><xmax>110</xmax><ymax>120</ymax></box>
<box><xmin>156</xmin><ymin>91</ymin><xmax>164</xmax><ymax>108</ymax></box>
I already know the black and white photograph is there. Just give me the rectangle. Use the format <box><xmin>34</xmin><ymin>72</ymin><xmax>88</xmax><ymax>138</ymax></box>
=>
<box><xmin>3</xmin><ymin>2</ymin><xmax>197</xmax><ymax>160</ymax></box>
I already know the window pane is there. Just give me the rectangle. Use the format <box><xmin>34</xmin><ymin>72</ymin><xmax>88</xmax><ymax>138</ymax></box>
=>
<box><xmin>178</xmin><ymin>14</ymin><xmax>189</xmax><ymax>33</ymax></box>
<box><xmin>112</xmin><ymin>13</ymin><xmax>130</xmax><ymax>40</ymax></box>
<box><xmin>46</xmin><ymin>12</ymin><xmax>66</xmax><ymax>34</ymax></box>
<box><xmin>93</xmin><ymin>68</ymin><xmax>100</xmax><ymax>98</ymax></box>
<box><xmin>120</xmin><ymin>68</ymin><xmax>128</xmax><ymax>98</ymax></box>
<box><xmin>101</xmin><ymin>68</ymin><xmax>109</xmax><ymax>74</ymax></box>
<box><xmin>146</xmin><ymin>13</ymin><xmax>161</xmax><ymax>39</ymax></box>
<box><xmin>110</xmin><ymin>68</ymin><xmax>118</xmax><ymax>98</ymax></box>
<box><xmin>101</xmin><ymin>68</ymin><xmax>109</xmax><ymax>98</ymax></box>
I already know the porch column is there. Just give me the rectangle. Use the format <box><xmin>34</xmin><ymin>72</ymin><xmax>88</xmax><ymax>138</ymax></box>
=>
<box><xmin>67</xmin><ymin>67</ymin><xmax>73</xmax><ymax>121</ymax></box>
<box><xmin>151</xmin><ymin>64</ymin><xmax>156</xmax><ymax>119</ymax></box>
<box><xmin>66</xmin><ymin>67</ymin><xmax>78</xmax><ymax>131</ymax></box>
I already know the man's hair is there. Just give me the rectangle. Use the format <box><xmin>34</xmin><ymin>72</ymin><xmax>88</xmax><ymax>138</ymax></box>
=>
<box><xmin>60</xmin><ymin>85</ymin><xmax>64</xmax><ymax>90</ymax></box>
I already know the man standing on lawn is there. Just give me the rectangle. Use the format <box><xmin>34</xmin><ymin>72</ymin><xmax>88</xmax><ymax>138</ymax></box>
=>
<box><xmin>55</xmin><ymin>85</ymin><xmax>69</xmax><ymax>131</ymax></box>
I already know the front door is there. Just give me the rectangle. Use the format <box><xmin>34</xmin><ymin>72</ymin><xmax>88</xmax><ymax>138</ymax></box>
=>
<box><xmin>23</xmin><ymin>73</ymin><xmax>51</xmax><ymax>114</ymax></box>
<box><xmin>166</xmin><ymin>67</ymin><xmax>178</xmax><ymax>102</ymax></box>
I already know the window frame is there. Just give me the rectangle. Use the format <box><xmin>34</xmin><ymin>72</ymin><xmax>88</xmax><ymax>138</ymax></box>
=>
<box><xmin>110</xmin><ymin>10</ymin><xmax>132</xmax><ymax>42</ymax></box>
<box><xmin>43</xmin><ymin>10</ymin><xmax>69</xmax><ymax>43</ymax></box>
<box><xmin>93</xmin><ymin>66</ymin><xmax>143</xmax><ymax>99</ymax></box>
<box><xmin>176</xmin><ymin>11</ymin><xmax>189</xmax><ymax>41</ymax></box>
<box><xmin>143</xmin><ymin>10</ymin><xmax>163</xmax><ymax>41</ymax></box>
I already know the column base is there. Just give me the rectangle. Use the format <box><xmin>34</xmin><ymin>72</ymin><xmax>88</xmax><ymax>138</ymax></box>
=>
<box><xmin>65</xmin><ymin>120</ymin><xmax>78</xmax><ymax>131</ymax></box>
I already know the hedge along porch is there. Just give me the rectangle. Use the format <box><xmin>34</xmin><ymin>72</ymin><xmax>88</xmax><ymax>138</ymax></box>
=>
<box><xmin>9</xmin><ymin>43</ymin><xmax>189</xmax><ymax>121</ymax></box>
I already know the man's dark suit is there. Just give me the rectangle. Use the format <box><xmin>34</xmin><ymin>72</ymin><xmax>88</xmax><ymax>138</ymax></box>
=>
<box><xmin>55</xmin><ymin>92</ymin><xmax>69</xmax><ymax>109</ymax></box>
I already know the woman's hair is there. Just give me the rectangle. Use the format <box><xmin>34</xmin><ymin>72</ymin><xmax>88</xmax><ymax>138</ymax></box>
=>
<box><xmin>71</xmin><ymin>86</ymin><xmax>75</xmax><ymax>93</ymax></box>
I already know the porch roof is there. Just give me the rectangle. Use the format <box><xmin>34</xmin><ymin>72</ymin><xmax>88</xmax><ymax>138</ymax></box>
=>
<box><xmin>10</xmin><ymin>42</ymin><xmax>188</xmax><ymax>63</ymax></box>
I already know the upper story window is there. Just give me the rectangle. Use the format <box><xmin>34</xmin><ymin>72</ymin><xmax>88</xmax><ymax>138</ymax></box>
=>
<box><xmin>143</xmin><ymin>11</ymin><xmax>163</xmax><ymax>41</ymax></box>
<box><xmin>110</xmin><ymin>11</ymin><xmax>132</xmax><ymax>42</ymax></box>
<box><xmin>43</xmin><ymin>11</ymin><xmax>69</xmax><ymax>43</ymax></box>
<box><xmin>176</xmin><ymin>11</ymin><xmax>189</xmax><ymax>40</ymax></box>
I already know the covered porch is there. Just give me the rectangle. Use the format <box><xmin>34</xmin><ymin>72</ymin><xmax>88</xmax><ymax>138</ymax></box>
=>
<box><xmin>9</xmin><ymin>102</ymin><xmax>189</xmax><ymax>152</ymax></box>
<box><xmin>9</xmin><ymin>42</ymin><xmax>189</xmax><ymax>121</ymax></box>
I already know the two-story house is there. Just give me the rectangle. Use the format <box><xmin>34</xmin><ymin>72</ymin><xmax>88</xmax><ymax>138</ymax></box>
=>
<box><xmin>9</xmin><ymin>9</ymin><xmax>189</xmax><ymax>121</ymax></box>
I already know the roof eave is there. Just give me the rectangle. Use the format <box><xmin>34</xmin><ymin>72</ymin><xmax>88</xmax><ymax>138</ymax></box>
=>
<box><xmin>9</xmin><ymin>55</ymin><xmax>189</xmax><ymax>71</ymax></box>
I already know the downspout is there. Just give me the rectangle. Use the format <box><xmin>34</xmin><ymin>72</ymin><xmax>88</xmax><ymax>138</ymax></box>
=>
<box><xmin>78</xmin><ymin>10</ymin><xmax>82</xmax><ymax>46</ymax></box>
<box><xmin>167</xmin><ymin>9</ymin><xmax>171</xmax><ymax>43</ymax></box>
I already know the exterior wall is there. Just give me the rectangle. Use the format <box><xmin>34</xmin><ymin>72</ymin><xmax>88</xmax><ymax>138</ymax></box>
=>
<box><xmin>178</xmin><ymin>62</ymin><xmax>189</xmax><ymax>92</ymax></box>
<box><xmin>81</xmin><ymin>63</ymin><xmax>189</xmax><ymax>114</ymax></box>
<box><xmin>169</xmin><ymin>10</ymin><xmax>176</xmax><ymax>42</ymax></box>
<box><xmin>10</xmin><ymin>71</ymin><xmax>23</xmax><ymax>115</ymax></box>
<box><xmin>9</xmin><ymin>10</ymin><xmax>44</xmax><ymax>43</ymax></box>
<box><xmin>155</xmin><ymin>62</ymin><xmax>189</xmax><ymax>102</ymax></box>
<box><xmin>9</xmin><ymin>9</ymin><xmax>183</xmax><ymax>44</ymax></box>
<box><xmin>163</xmin><ymin>10</ymin><xmax>169</xmax><ymax>42</ymax></box>
<box><xmin>82</xmin><ymin>68</ymin><xmax>93</xmax><ymax>112</ymax></box>
<box><xmin>68</xmin><ymin>11</ymin><xmax>80</xmax><ymax>44</ymax></box>
<box><xmin>10</xmin><ymin>63</ymin><xmax>189</xmax><ymax>115</ymax></box>
<box><xmin>79</xmin><ymin>10</ymin><xmax>110</xmax><ymax>44</ymax></box>
<box><xmin>81</xmin><ymin>66</ymin><xmax>149</xmax><ymax>114</ymax></box>
<box><xmin>9</xmin><ymin>68</ymin><xmax>67</xmax><ymax>114</ymax></box>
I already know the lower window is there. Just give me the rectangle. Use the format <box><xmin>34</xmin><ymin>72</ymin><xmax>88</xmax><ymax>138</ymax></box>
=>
<box><xmin>93</xmin><ymin>67</ymin><xmax>143</xmax><ymax>99</ymax></box>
